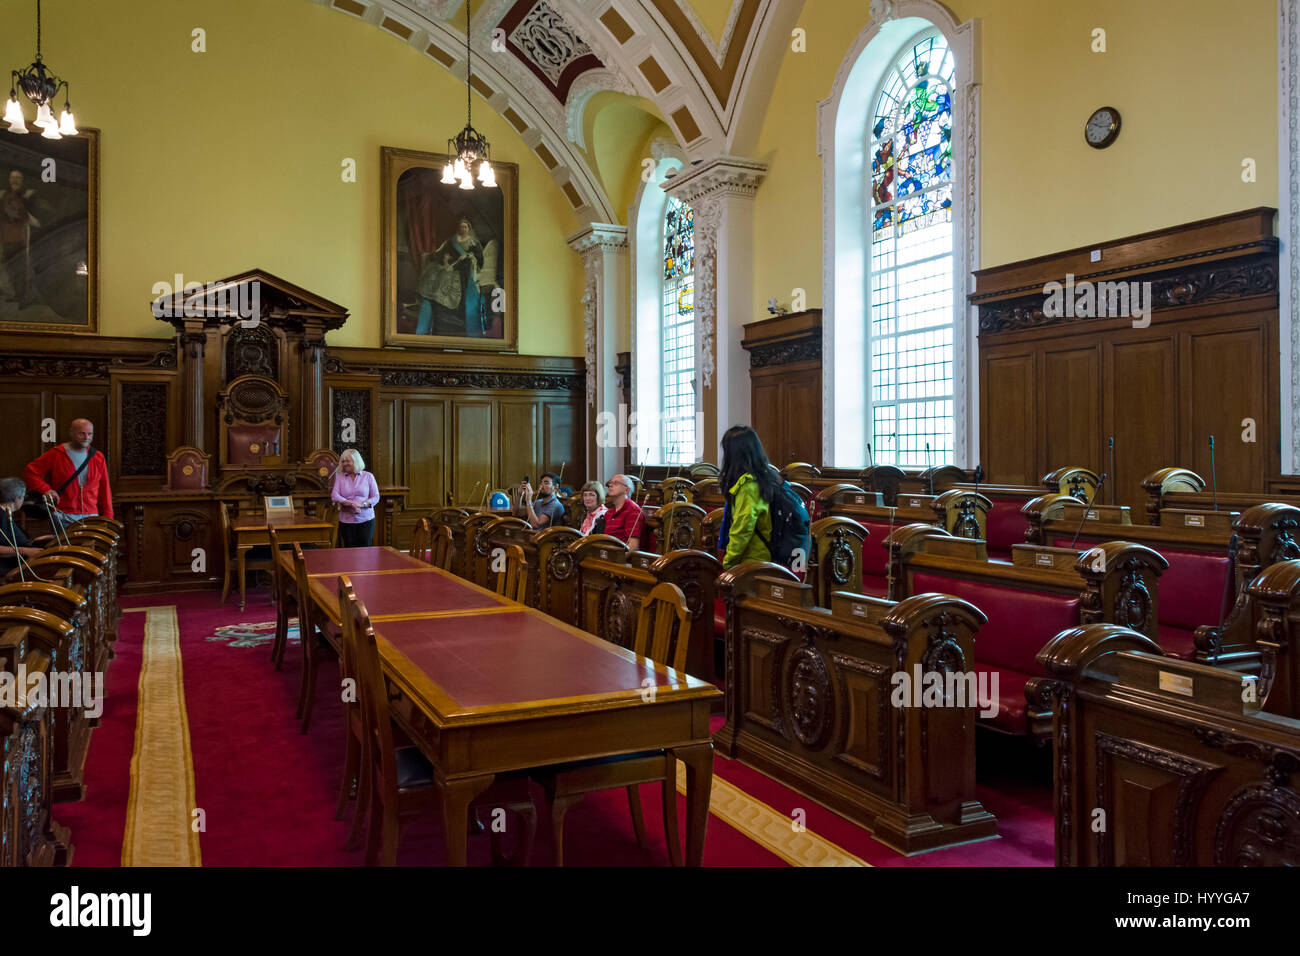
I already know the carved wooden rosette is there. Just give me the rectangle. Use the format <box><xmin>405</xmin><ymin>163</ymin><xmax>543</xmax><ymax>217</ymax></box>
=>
<box><xmin>807</xmin><ymin>516</ymin><xmax>867</xmax><ymax>607</ymax></box>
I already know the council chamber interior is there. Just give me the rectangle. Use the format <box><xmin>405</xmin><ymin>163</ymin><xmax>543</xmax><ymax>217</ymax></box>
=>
<box><xmin>1</xmin><ymin>0</ymin><xmax>1297</xmax><ymax>879</ymax></box>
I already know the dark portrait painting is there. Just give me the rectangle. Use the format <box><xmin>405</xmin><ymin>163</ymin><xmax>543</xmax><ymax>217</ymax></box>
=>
<box><xmin>382</xmin><ymin>146</ymin><xmax>517</xmax><ymax>351</ymax></box>
<box><xmin>0</xmin><ymin>128</ymin><xmax>98</xmax><ymax>333</ymax></box>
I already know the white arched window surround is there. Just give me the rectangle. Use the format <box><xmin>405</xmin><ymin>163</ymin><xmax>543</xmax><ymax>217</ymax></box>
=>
<box><xmin>818</xmin><ymin>1</ymin><xmax>981</xmax><ymax>468</ymax></box>
<box><xmin>630</xmin><ymin>151</ymin><xmax>688</xmax><ymax>466</ymax></box>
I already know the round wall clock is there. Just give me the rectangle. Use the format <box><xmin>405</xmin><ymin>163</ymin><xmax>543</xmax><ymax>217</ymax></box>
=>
<box><xmin>1085</xmin><ymin>107</ymin><xmax>1121</xmax><ymax>149</ymax></box>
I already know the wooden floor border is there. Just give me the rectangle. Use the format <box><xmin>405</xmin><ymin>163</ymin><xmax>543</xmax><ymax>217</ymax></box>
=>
<box><xmin>675</xmin><ymin>763</ymin><xmax>869</xmax><ymax>867</ymax></box>
<box><xmin>121</xmin><ymin>606</ymin><xmax>202</xmax><ymax>866</ymax></box>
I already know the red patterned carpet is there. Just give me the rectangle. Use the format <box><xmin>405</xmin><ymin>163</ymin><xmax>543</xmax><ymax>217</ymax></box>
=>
<box><xmin>62</xmin><ymin>589</ymin><xmax>1054</xmax><ymax>866</ymax></box>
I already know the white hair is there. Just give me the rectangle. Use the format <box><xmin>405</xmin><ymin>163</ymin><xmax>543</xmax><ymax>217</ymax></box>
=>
<box><xmin>340</xmin><ymin>448</ymin><xmax>366</xmax><ymax>472</ymax></box>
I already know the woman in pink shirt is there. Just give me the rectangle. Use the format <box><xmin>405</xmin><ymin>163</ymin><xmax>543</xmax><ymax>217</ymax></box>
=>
<box><xmin>577</xmin><ymin>480</ymin><xmax>608</xmax><ymax>535</ymax></box>
<box><xmin>331</xmin><ymin>449</ymin><xmax>380</xmax><ymax>548</ymax></box>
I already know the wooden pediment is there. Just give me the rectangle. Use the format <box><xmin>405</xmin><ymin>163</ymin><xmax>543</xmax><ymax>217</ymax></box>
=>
<box><xmin>151</xmin><ymin>268</ymin><xmax>349</xmax><ymax>334</ymax></box>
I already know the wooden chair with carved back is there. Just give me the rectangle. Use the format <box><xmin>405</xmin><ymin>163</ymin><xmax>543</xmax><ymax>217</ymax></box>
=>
<box><xmin>340</xmin><ymin>576</ymin><xmax>537</xmax><ymax>866</ymax></box>
<box><xmin>430</xmin><ymin>525</ymin><xmax>454</xmax><ymax>570</ymax></box>
<box><xmin>495</xmin><ymin>544</ymin><xmax>529</xmax><ymax>604</ymax></box>
<box><xmin>533</xmin><ymin>581</ymin><xmax>692</xmax><ymax>866</ymax></box>
<box><xmin>410</xmin><ymin>517</ymin><xmax>434</xmax><ymax>563</ymax></box>
<box><xmin>267</xmin><ymin>527</ymin><xmax>294</xmax><ymax>671</ymax></box>
<box><xmin>292</xmin><ymin>542</ymin><xmax>339</xmax><ymax>733</ymax></box>
<box><xmin>164</xmin><ymin>445</ymin><xmax>210</xmax><ymax>491</ymax></box>
<box><xmin>217</xmin><ymin>502</ymin><xmax>275</xmax><ymax>606</ymax></box>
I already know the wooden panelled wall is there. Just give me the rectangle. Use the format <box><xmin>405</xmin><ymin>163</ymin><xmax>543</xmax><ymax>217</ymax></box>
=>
<box><xmin>0</xmin><ymin>331</ymin><xmax>585</xmax><ymax>590</ymax></box>
<box><xmin>325</xmin><ymin>348</ymin><xmax>584</xmax><ymax>546</ymax></box>
<box><xmin>973</xmin><ymin>207</ymin><xmax>1282</xmax><ymax>512</ymax></box>
<box><xmin>741</xmin><ymin>309</ymin><xmax>823</xmax><ymax>467</ymax></box>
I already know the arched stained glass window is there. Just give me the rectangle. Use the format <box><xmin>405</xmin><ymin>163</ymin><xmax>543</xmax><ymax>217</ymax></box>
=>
<box><xmin>868</xmin><ymin>32</ymin><xmax>955</xmax><ymax>466</ymax></box>
<box><xmin>661</xmin><ymin>196</ymin><xmax>695</xmax><ymax>464</ymax></box>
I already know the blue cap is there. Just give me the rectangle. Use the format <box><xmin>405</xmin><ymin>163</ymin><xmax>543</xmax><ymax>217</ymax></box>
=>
<box><xmin>489</xmin><ymin>491</ymin><xmax>511</xmax><ymax>511</ymax></box>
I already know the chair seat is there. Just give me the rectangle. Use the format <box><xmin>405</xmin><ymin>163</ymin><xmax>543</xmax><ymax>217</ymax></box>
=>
<box><xmin>394</xmin><ymin>745</ymin><xmax>436</xmax><ymax>790</ymax></box>
<box><xmin>535</xmin><ymin>750</ymin><xmax>670</xmax><ymax>794</ymax></box>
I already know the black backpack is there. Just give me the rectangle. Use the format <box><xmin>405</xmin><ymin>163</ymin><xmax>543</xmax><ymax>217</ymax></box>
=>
<box><xmin>756</xmin><ymin>480</ymin><xmax>812</xmax><ymax>570</ymax></box>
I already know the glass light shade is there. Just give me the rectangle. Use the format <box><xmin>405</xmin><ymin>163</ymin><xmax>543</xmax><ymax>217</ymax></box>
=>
<box><xmin>479</xmin><ymin>162</ymin><xmax>496</xmax><ymax>188</ymax></box>
<box><xmin>458</xmin><ymin>170</ymin><xmax>474</xmax><ymax>190</ymax></box>
<box><xmin>40</xmin><ymin>119</ymin><xmax>61</xmax><ymax>140</ymax></box>
<box><xmin>58</xmin><ymin>109</ymin><xmax>77</xmax><ymax>135</ymax></box>
<box><xmin>440</xmin><ymin>162</ymin><xmax>456</xmax><ymax>184</ymax></box>
<box><xmin>453</xmin><ymin>157</ymin><xmax>466</xmax><ymax>179</ymax></box>
<box><xmin>33</xmin><ymin>102</ymin><xmax>54</xmax><ymax>129</ymax></box>
<box><xmin>3</xmin><ymin>97</ymin><xmax>27</xmax><ymax>133</ymax></box>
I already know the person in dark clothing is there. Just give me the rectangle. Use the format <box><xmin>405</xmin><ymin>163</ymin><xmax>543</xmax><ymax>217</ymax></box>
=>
<box><xmin>0</xmin><ymin>476</ymin><xmax>45</xmax><ymax>577</ymax></box>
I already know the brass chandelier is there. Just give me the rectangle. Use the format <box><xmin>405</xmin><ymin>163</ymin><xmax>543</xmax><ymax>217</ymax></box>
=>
<box><xmin>4</xmin><ymin>0</ymin><xmax>78</xmax><ymax>139</ymax></box>
<box><xmin>440</xmin><ymin>0</ymin><xmax>495</xmax><ymax>189</ymax></box>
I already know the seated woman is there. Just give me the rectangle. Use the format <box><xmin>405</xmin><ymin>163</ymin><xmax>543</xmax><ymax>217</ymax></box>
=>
<box><xmin>576</xmin><ymin>480</ymin><xmax>608</xmax><ymax>535</ymax></box>
<box><xmin>331</xmin><ymin>449</ymin><xmax>381</xmax><ymax>548</ymax></box>
<box><xmin>0</xmin><ymin>476</ymin><xmax>47</xmax><ymax>577</ymax></box>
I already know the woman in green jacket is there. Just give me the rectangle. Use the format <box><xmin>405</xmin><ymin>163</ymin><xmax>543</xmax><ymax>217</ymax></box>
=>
<box><xmin>719</xmin><ymin>425</ymin><xmax>782</xmax><ymax>569</ymax></box>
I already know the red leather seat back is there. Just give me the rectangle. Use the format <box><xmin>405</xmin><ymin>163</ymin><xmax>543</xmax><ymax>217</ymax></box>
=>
<box><xmin>859</xmin><ymin>521</ymin><xmax>894</xmax><ymax>577</ymax></box>
<box><xmin>913</xmin><ymin>572</ymin><xmax>1080</xmax><ymax>674</ymax></box>
<box><xmin>983</xmin><ymin>496</ymin><xmax>1027</xmax><ymax>556</ymax></box>
<box><xmin>1053</xmin><ymin>540</ymin><xmax>1229</xmax><ymax>631</ymax></box>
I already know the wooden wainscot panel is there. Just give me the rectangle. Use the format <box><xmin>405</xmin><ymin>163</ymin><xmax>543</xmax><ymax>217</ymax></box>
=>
<box><xmin>742</xmin><ymin>310</ymin><xmax>822</xmax><ymax>469</ymax></box>
<box><xmin>715</xmin><ymin>561</ymin><xmax>996</xmax><ymax>855</ymax></box>
<box><xmin>1031</xmin><ymin>622</ymin><xmax>1300</xmax><ymax>866</ymax></box>
<box><xmin>973</xmin><ymin>208</ymin><xmax>1280</xmax><ymax>511</ymax></box>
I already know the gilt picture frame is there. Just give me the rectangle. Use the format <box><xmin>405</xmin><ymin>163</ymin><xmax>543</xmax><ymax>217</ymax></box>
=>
<box><xmin>381</xmin><ymin>145</ymin><xmax>518</xmax><ymax>351</ymax></box>
<box><xmin>0</xmin><ymin>127</ymin><xmax>99</xmax><ymax>334</ymax></box>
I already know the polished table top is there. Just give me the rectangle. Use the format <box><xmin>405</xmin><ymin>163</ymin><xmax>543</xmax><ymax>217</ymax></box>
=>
<box><xmin>280</xmin><ymin>545</ymin><xmax>720</xmax><ymax>865</ymax></box>
<box><xmin>234</xmin><ymin>513</ymin><xmax>333</xmax><ymax>532</ymax></box>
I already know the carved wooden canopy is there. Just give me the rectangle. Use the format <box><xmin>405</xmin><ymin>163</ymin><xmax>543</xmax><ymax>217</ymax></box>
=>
<box><xmin>151</xmin><ymin>268</ymin><xmax>350</xmax><ymax>335</ymax></box>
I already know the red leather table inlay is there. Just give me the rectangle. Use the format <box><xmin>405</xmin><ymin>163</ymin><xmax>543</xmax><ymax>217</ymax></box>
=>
<box><xmin>301</xmin><ymin>547</ymin><xmax>426</xmax><ymax>575</ymax></box>
<box><xmin>375</xmin><ymin>611</ymin><xmax>674</xmax><ymax>711</ymax></box>
<box><xmin>325</xmin><ymin>569</ymin><xmax>507</xmax><ymax>616</ymax></box>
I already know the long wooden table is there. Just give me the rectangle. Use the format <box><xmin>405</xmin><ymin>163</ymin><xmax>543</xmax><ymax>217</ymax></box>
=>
<box><xmin>277</xmin><ymin>545</ymin><xmax>721</xmax><ymax>865</ymax></box>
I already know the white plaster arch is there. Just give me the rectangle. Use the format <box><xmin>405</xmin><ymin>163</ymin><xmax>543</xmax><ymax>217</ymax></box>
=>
<box><xmin>308</xmin><ymin>0</ymin><xmax>619</xmax><ymax>222</ymax></box>
<box><xmin>565</xmin><ymin>69</ymin><xmax>640</xmax><ymax>150</ymax></box>
<box><xmin>817</xmin><ymin>0</ymin><xmax>981</xmax><ymax>468</ymax></box>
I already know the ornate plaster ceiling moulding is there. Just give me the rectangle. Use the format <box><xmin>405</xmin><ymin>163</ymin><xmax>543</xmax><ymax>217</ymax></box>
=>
<box><xmin>661</xmin><ymin>153</ymin><xmax>767</xmax><ymax>204</ymax></box>
<box><xmin>673</xmin><ymin>0</ymin><xmax>746</xmax><ymax>68</ymax></box>
<box><xmin>316</xmin><ymin>0</ymin><xmax>617</xmax><ymax>222</ymax></box>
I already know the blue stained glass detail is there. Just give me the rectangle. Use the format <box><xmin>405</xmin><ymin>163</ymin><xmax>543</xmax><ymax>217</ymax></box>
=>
<box><xmin>664</xmin><ymin>196</ymin><xmax>695</xmax><ymax>281</ymax></box>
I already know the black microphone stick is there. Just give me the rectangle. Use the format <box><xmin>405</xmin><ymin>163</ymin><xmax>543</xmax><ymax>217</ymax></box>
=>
<box><xmin>1107</xmin><ymin>436</ymin><xmax>1115</xmax><ymax>505</ymax></box>
<box><xmin>1209</xmin><ymin>435</ymin><xmax>1218</xmax><ymax>512</ymax></box>
<box><xmin>1070</xmin><ymin>473</ymin><xmax>1108</xmax><ymax>549</ymax></box>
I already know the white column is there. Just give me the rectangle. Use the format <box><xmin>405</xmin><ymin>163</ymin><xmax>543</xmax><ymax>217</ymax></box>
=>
<box><xmin>664</xmin><ymin>156</ymin><xmax>766</xmax><ymax>461</ymax></box>
<box><xmin>568</xmin><ymin>223</ymin><xmax>629</xmax><ymax>482</ymax></box>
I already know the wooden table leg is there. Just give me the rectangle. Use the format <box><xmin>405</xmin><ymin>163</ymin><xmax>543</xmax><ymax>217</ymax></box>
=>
<box><xmin>238</xmin><ymin>548</ymin><xmax>247</xmax><ymax>611</ymax></box>
<box><xmin>671</xmin><ymin>742</ymin><xmax>713</xmax><ymax>866</ymax></box>
<box><xmin>439</xmin><ymin>774</ymin><xmax>495</xmax><ymax>866</ymax></box>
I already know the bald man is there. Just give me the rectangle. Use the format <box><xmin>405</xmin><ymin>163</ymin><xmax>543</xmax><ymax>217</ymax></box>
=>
<box><xmin>601</xmin><ymin>474</ymin><xmax>644</xmax><ymax>551</ymax></box>
<box><xmin>24</xmin><ymin>418</ymin><xmax>113</xmax><ymax>525</ymax></box>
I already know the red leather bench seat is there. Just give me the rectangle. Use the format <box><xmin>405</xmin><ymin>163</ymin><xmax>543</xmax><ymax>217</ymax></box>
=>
<box><xmin>1053</xmin><ymin>539</ymin><xmax>1227</xmax><ymax>660</ymax></box>
<box><xmin>983</xmin><ymin>496</ymin><xmax>1027</xmax><ymax>562</ymax></box>
<box><xmin>913</xmin><ymin>572</ymin><xmax>1080</xmax><ymax>734</ymax></box>
<box><xmin>859</xmin><ymin>520</ymin><xmax>896</xmax><ymax>595</ymax></box>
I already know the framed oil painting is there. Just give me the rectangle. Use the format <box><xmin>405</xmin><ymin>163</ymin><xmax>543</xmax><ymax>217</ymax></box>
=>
<box><xmin>0</xmin><ymin>127</ymin><xmax>98</xmax><ymax>334</ymax></box>
<box><xmin>382</xmin><ymin>146</ymin><xmax>517</xmax><ymax>351</ymax></box>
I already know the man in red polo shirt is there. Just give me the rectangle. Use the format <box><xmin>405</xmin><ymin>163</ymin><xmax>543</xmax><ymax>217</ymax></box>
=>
<box><xmin>24</xmin><ymin>418</ymin><xmax>113</xmax><ymax>527</ymax></box>
<box><xmin>602</xmin><ymin>474</ymin><xmax>644</xmax><ymax>551</ymax></box>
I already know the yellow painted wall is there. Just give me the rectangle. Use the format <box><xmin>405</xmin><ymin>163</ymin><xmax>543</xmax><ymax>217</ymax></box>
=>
<box><xmin>585</xmin><ymin>93</ymin><xmax>665</xmax><ymax>226</ymax></box>
<box><xmin>0</xmin><ymin>0</ymin><xmax>583</xmax><ymax>353</ymax></box>
<box><xmin>751</xmin><ymin>0</ymin><xmax>1279</xmax><ymax>311</ymax></box>
<box><xmin>683</xmin><ymin>0</ymin><xmax>738</xmax><ymax>46</ymax></box>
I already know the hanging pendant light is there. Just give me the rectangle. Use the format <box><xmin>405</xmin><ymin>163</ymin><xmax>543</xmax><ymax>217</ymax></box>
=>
<box><xmin>444</xmin><ymin>0</ymin><xmax>495</xmax><ymax>190</ymax></box>
<box><xmin>5</xmin><ymin>1</ymin><xmax>78</xmax><ymax>139</ymax></box>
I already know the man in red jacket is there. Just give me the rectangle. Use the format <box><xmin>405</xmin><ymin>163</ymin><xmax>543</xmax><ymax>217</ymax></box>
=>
<box><xmin>24</xmin><ymin>419</ymin><xmax>113</xmax><ymax>526</ymax></box>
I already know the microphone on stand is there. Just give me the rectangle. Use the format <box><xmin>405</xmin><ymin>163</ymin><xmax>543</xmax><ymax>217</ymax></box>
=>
<box><xmin>974</xmin><ymin>463</ymin><xmax>984</xmax><ymax>496</ymax></box>
<box><xmin>1209</xmin><ymin>435</ymin><xmax>1219</xmax><ymax>512</ymax></box>
<box><xmin>1107</xmin><ymin>436</ymin><xmax>1115</xmax><ymax>505</ymax></box>
<box><xmin>925</xmin><ymin>443</ymin><xmax>934</xmax><ymax>495</ymax></box>
<box><xmin>1070</xmin><ymin>473</ymin><xmax>1107</xmax><ymax>550</ymax></box>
